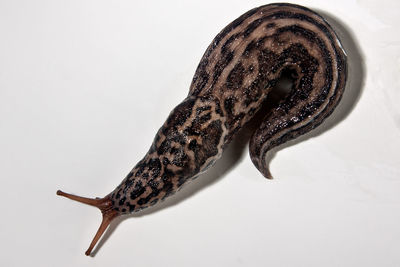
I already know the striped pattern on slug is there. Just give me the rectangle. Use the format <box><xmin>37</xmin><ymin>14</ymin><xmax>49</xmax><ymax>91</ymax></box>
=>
<box><xmin>111</xmin><ymin>3</ymin><xmax>347</xmax><ymax>213</ymax></box>
<box><xmin>57</xmin><ymin>3</ymin><xmax>347</xmax><ymax>256</ymax></box>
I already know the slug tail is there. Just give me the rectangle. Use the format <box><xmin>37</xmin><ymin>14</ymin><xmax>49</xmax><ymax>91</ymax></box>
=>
<box><xmin>264</xmin><ymin>168</ymin><xmax>273</xmax><ymax>180</ymax></box>
<box><xmin>56</xmin><ymin>190</ymin><xmax>118</xmax><ymax>256</ymax></box>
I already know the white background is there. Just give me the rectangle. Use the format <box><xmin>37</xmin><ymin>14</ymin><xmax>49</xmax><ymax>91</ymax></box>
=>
<box><xmin>1</xmin><ymin>0</ymin><xmax>399</xmax><ymax>266</ymax></box>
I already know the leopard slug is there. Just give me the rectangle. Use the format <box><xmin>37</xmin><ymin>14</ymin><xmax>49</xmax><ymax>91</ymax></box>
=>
<box><xmin>57</xmin><ymin>3</ymin><xmax>347</xmax><ymax>255</ymax></box>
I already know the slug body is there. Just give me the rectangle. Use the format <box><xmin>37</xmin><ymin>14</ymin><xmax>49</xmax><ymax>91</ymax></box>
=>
<box><xmin>58</xmin><ymin>3</ymin><xmax>347</xmax><ymax>255</ymax></box>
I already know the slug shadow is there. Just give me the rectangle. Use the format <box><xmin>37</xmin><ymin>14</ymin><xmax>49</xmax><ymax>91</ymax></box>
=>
<box><xmin>90</xmin><ymin>13</ymin><xmax>365</xmax><ymax>256</ymax></box>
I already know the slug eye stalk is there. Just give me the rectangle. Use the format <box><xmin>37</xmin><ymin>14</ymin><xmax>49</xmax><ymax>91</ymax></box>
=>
<box><xmin>56</xmin><ymin>190</ymin><xmax>118</xmax><ymax>256</ymax></box>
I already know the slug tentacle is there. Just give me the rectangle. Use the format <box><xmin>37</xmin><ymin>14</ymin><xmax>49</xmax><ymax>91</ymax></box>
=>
<box><xmin>56</xmin><ymin>190</ymin><xmax>118</xmax><ymax>255</ymax></box>
<box><xmin>57</xmin><ymin>3</ymin><xmax>347</xmax><ymax>256</ymax></box>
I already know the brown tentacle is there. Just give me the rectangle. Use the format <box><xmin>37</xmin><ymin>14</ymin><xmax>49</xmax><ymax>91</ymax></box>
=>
<box><xmin>56</xmin><ymin>190</ymin><xmax>119</xmax><ymax>256</ymax></box>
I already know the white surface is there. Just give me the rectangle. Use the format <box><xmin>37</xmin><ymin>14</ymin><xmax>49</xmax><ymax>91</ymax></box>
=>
<box><xmin>1</xmin><ymin>0</ymin><xmax>400</xmax><ymax>266</ymax></box>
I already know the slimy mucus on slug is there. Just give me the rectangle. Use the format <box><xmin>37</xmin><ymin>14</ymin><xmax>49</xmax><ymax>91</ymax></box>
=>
<box><xmin>57</xmin><ymin>3</ymin><xmax>347</xmax><ymax>256</ymax></box>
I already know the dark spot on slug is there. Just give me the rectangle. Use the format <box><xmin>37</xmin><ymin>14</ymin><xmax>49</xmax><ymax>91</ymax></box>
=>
<box><xmin>162</xmin><ymin>168</ymin><xmax>175</xmax><ymax>180</ymax></box>
<box><xmin>188</xmin><ymin>139</ymin><xmax>198</xmax><ymax>152</ymax></box>
<box><xmin>126</xmin><ymin>203</ymin><xmax>136</xmax><ymax>213</ymax></box>
<box><xmin>224</xmin><ymin>97</ymin><xmax>236</xmax><ymax>115</ymax></box>
<box><xmin>162</xmin><ymin>157</ymin><xmax>170</xmax><ymax>166</ymax></box>
<box><xmin>226</xmin><ymin>63</ymin><xmax>245</xmax><ymax>90</ymax></box>
<box><xmin>137</xmin><ymin>187</ymin><xmax>161</xmax><ymax>206</ymax></box>
<box><xmin>115</xmin><ymin>189</ymin><xmax>122</xmax><ymax>200</ymax></box>
<box><xmin>266</xmin><ymin>22</ymin><xmax>276</xmax><ymax>28</ymax></box>
<box><xmin>248</xmin><ymin>65</ymin><xmax>255</xmax><ymax>73</ymax></box>
<box><xmin>130</xmin><ymin>181</ymin><xmax>145</xmax><ymax>200</ymax></box>
<box><xmin>118</xmin><ymin>196</ymin><xmax>126</xmax><ymax>206</ymax></box>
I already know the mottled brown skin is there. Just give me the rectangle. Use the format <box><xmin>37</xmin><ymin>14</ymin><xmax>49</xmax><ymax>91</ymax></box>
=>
<box><xmin>57</xmin><ymin>3</ymin><xmax>347</xmax><ymax>256</ymax></box>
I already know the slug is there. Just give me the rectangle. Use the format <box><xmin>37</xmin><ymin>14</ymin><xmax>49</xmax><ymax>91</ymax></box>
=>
<box><xmin>57</xmin><ymin>3</ymin><xmax>347</xmax><ymax>256</ymax></box>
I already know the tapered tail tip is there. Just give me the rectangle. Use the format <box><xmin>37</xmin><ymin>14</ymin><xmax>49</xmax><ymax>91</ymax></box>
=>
<box><xmin>264</xmin><ymin>169</ymin><xmax>274</xmax><ymax>179</ymax></box>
